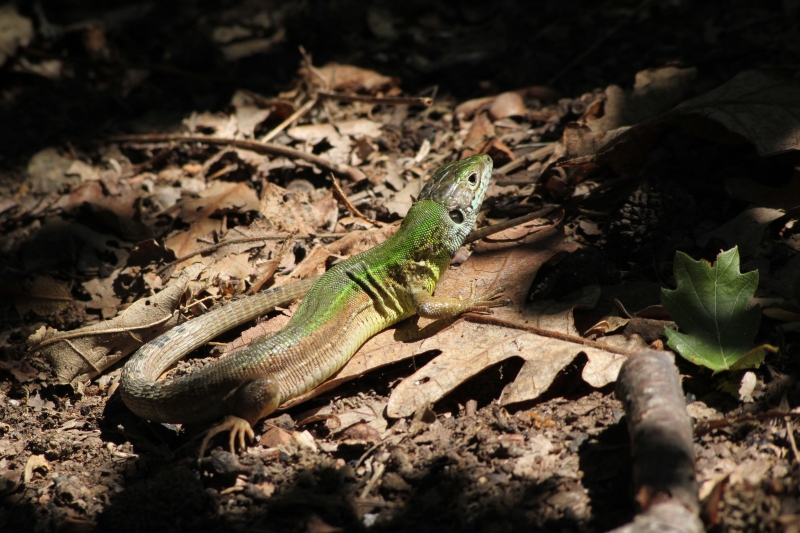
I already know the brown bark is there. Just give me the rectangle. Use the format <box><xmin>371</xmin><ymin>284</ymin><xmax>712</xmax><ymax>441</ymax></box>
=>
<box><xmin>609</xmin><ymin>350</ymin><xmax>702</xmax><ymax>533</ymax></box>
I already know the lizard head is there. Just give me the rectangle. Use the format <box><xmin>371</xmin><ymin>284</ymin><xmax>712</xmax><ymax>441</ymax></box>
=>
<box><xmin>417</xmin><ymin>154</ymin><xmax>493</xmax><ymax>251</ymax></box>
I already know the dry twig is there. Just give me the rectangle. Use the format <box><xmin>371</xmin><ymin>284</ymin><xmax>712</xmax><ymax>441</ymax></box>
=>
<box><xmin>110</xmin><ymin>134</ymin><xmax>366</xmax><ymax>182</ymax></box>
<box><xmin>318</xmin><ymin>91</ymin><xmax>432</xmax><ymax>107</ymax></box>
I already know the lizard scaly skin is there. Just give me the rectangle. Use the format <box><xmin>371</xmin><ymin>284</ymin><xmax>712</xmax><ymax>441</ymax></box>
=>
<box><xmin>120</xmin><ymin>154</ymin><xmax>505</xmax><ymax>454</ymax></box>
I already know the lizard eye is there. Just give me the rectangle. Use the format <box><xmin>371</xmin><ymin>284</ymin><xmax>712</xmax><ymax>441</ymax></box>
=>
<box><xmin>467</xmin><ymin>173</ymin><xmax>477</xmax><ymax>186</ymax></box>
<box><xmin>449</xmin><ymin>209</ymin><xmax>464</xmax><ymax>224</ymax></box>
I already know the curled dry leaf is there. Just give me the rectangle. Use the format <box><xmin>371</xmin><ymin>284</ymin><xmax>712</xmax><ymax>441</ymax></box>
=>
<box><xmin>29</xmin><ymin>263</ymin><xmax>205</xmax><ymax>384</ymax></box>
<box><xmin>489</xmin><ymin>92</ymin><xmax>526</xmax><ymax>121</ymax></box>
<box><xmin>312</xmin><ymin>63</ymin><xmax>399</xmax><ymax>94</ymax></box>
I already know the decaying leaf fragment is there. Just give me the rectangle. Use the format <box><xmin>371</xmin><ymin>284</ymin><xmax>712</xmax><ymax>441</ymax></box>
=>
<box><xmin>28</xmin><ymin>263</ymin><xmax>205</xmax><ymax>384</ymax></box>
<box><xmin>661</xmin><ymin>247</ymin><xmax>777</xmax><ymax>372</ymax></box>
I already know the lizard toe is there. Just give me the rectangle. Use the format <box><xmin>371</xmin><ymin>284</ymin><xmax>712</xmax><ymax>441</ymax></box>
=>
<box><xmin>199</xmin><ymin>415</ymin><xmax>254</xmax><ymax>457</ymax></box>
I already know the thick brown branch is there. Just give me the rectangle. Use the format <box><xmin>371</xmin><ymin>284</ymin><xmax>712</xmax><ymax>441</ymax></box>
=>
<box><xmin>610</xmin><ymin>349</ymin><xmax>702</xmax><ymax>533</ymax></box>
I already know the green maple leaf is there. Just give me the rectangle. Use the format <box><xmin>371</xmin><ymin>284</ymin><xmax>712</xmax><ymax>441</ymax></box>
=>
<box><xmin>660</xmin><ymin>247</ymin><xmax>774</xmax><ymax>372</ymax></box>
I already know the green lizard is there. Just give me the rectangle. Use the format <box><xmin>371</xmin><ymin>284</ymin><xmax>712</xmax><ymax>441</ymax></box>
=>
<box><xmin>121</xmin><ymin>154</ymin><xmax>505</xmax><ymax>455</ymax></box>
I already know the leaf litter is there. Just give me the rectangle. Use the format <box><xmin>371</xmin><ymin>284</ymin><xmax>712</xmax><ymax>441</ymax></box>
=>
<box><xmin>1</xmin><ymin>5</ymin><xmax>800</xmax><ymax>530</ymax></box>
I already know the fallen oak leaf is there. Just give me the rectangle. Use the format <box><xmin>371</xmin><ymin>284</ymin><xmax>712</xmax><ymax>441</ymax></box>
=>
<box><xmin>15</xmin><ymin>276</ymin><xmax>72</xmax><ymax>317</ymax></box>
<box><xmin>28</xmin><ymin>263</ymin><xmax>205</xmax><ymax>383</ymax></box>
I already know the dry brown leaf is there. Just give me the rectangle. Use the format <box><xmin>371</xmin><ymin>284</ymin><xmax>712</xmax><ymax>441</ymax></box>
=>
<box><xmin>313</xmin><ymin>63</ymin><xmax>399</xmax><ymax>94</ymax></box>
<box><xmin>463</xmin><ymin>112</ymin><xmax>495</xmax><ymax>148</ymax></box>
<box><xmin>179</xmin><ymin>181</ymin><xmax>259</xmax><ymax>223</ymax></box>
<box><xmin>15</xmin><ymin>276</ymin><xmax>72</xmax><ymax>317</ymax></box>
<box><xmin>583</xmin><ymin>335</ymin><xmax>647</xmax><ymax>388</ymax></box>
<box><xmin>489</xmin><ymin>92</ymin><xmax>526</xmax><ymax>121</ymax></box>
<box><xmin>282</xmin><ymin>227</ymin><xmax>632</xmax><ymax>416</ymax></box>
<box><xmin>234</xmin><ymin>105</ymin><xmax>272</xmax><ymax>138</ymax></box>
<box><xmin>298</xmin><ymin>399</ymin><xmax>388</xmax><ymax>435</ymax></box>
<box><xmin>205</xmin><ymin>253</ymin><xmax>253</xmax><ymax>283</ymax></box>
<box><xmin>183</xmin><ymin>111</ymin><xmax>238</xmax><ymax>138</ymax></box>
<box><xmin>563</xmin><ymin>66</ymin><xmax>697</xmax><ymax>160</ymax></box>
<box><xmin>674</xmin><ymin>69</ymin><xmax>800</xmax><ymax>157</ymax></box>
<box><xmin>463</xmin><ymin>138</ymin><xmax>514</xmax><ymax>166</ymax></box>
<box><xmin>584</xmin><ymin>316</ymin><xmax>630</xmax><ymax>337</ymax></box>
<box><xmin>285</xmin><ymin>224</ymin><xmax>398</xmax><ymax>281</ymax></box>
<box><xmin>26</xmin><ymin>148</ymin><xmax>80</xmax><ymax>193</ymax></box>
<box><xmin>51</xmin><ymin>181</ymin><xmax>105</xmax><ymax>211</ymax></box>
<box><xmin>588</xmin><ymin>66</ymin><xmax>697</xmax><ymax>135</ymax></box>
<box><xmin>258</xmin><ymin>182</ymin><xmax>329</xmax><ymax>234</ymax></box>
<box><xmin>164</xmin><ymin>217</ymin><xmax>221</xmax><ymax>270</ymax></box>
<box><xmin>83</xmin><ymin>277</ymin><xmax>122</xmax><ymax>320</ymax></box>
<box><xmin>384</xmin><ymin>179</ymin><xmax>420</xmax><ymax>218</ymax></box>
<box><xmin>336</xmin><ymin>119</ymin><xmax>383</xmax><ymax>139</ymax></box>
<box><xmin>287</xmin><ymin>123</ymin><xmax>338</xmax><ymax>143</ymax></box>
<box><xmin>696</xmin><ymin>207</ymin><xmax>785</xmax><ymax>257</ymax></box>
<box><xmin>0</xmin><ymin>358</ymin><xmax>40</xmax><ymax>382</ymax></box>
<box><xmin>29</xmin><ymin>263</ymin><xmax>205</xmax><ymax>384</ymax></box>
<box><xmin>454</xmin><ymin>96</ymin><xmax>495</xmax><ymax>121</ymax></box>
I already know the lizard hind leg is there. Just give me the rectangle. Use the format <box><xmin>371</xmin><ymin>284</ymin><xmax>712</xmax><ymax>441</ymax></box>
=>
<box><xmin>199</xmin><ymin>375</ymin><xmax>282</xmax><ymax>457</ymax></box>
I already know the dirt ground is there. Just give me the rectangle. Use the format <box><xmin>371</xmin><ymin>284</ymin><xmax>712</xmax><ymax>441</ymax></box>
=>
<box><xmin>2</xmin><ymin>1</ymin><xmax>800</xmax><ymax>532</ymax></box>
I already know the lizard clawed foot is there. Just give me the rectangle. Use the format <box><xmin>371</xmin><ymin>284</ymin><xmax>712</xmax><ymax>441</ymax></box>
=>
<box><xmin>465</xmin><ymin>284</ymin><xmax>511</xmax><ymax>314</ymax></box>
<box><xmin>199</xmin><ymin>415</ymin><xmax>255</xmax><ymax>458</ymax></box>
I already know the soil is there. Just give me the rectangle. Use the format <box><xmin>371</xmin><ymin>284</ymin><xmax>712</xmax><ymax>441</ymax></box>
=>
<box><xmin>2</xmin><ymin>1</ymin><xmax>800</xmax><ymax>532</ymax></box>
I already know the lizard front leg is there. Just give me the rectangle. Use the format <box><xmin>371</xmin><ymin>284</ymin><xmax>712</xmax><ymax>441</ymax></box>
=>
<box><xmin>411</xmin><ymin>283</ymin><xmax>509</xmax><ymax>319</ymax></box>
<box><xmin>199</xmin><ymin>374</ymin><xmax>281</xmax><ymax>457</ymax></box>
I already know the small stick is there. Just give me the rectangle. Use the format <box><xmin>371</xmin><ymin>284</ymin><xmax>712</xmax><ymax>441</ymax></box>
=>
<box><xmin>609</xmin><ymin>350</ymin><xmax>702</xmax><ymax>533</ymax></box>
<box><xmin>494</xmin><ymin>143</ymin><xmax>555</xmax><ymax>175</ymax></box>
<box><xmin>694</xmin><ymin>409</ymin><xmax>800</xmax><ymax>436</ymax></box>
<box><xmin>318</xmin><ymin>91</ymin><xmax>432</xmax><ymax>107</ymax></box>
<box><xmin>465</xmin><ymin>314</ymin><xmax>637</xmax><ymax>357</ymax></box>
<box><xmin>260</xmin><ymin>97</ymin><xmax>318</xmax><ymax>143</ymax></box>
<box><xmin>464</xmin><ymin>205</ymin><xmax>559</xmax><ymax>244</ymax></box>
<box><xmin>110</xmin><ymin>134</ymin><xmax>366</xmax><ymax>182</ymax></box>
<box><xmin>330</xmin><ymin>175</ymin><xmax>382</xmax><ymax>227</ymax></box>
